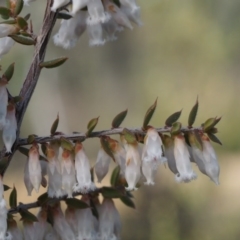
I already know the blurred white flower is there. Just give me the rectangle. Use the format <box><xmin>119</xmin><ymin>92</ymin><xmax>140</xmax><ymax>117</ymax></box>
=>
<box><xmin>0</xmin><ymin>79</ymin><xmax>8</xmax><ymax>130</ymax></box>
<box><xmin>23</xmin><ymin>221</ymin><xmax>35</xmax><ymax>240</ymax></box>
<box><xmin>0</xmin><ymin>37</ymin><xmax>14</xmax><ymax>60</ymax></box>
<box><xmin>71</xmin><ymin>0</ymin><xmax>88</xmax><ymax>15</ymax></box>
<box><xmin>7</xmin><ymin>218</ymin><xmax>22</xmax><ymax>240</ymax></box>
<box><xmin>34</xmin><ymin>207</ymin><xmax>49</xmax><ymax>240</ymax></box>
<box><xmin>0</xmin><ymin>24</ymin><xmax>18</xmax><ymax>38</ymax></box>
<box><xmin>51</xmin><ymin>0</ymin><xmax>69</xmax><ymax>12</ymax></box>
<box><xmin>23</xmin><ymin>158</ymin><xmax>33</xmax><ymax>196</ymax></box>
<box><xmin>24</xmin><ymin>0</ymin><xmax>37</xmax><ymax>5</ymax></box>
<box><xmin>65</xmin><ymin>206</ymin><xmax>78</xmax><ymax>235</ymax></box>
<box><xmin>87</xmin><ymin>22</ymin><xmax>105</xmax><ymax>46</ymax></box>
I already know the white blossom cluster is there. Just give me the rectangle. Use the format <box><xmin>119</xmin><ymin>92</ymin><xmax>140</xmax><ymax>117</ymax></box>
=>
<box><xmin>52</xmin><ymin>0</ymin><xmax>142</xmax><ymax>48</ymax></box>
<box><xmin>0</xmin><ymin>80</ymin><xmax>17</xmax><ymax>153</ymax></box>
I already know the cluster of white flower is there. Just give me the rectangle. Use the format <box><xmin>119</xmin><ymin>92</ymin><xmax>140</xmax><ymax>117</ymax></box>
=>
<box><xmin>0</xmin><ymin>80</ymin><xmax>17</xmax><ymax>153</ymax></box>
<box><xmin>52</xmin><ymin>0</ymin><xmax>142</xmax><ymax>48</ymax></box>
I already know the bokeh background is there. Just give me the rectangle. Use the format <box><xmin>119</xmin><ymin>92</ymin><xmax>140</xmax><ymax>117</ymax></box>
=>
<box><xmin>1</xmin><ymin>0</ymin><xmax>240</xmax><ymax>239</ymax></box>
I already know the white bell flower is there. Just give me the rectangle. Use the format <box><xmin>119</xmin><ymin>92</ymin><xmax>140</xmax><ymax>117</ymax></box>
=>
<box><xmin>0</xmin><ymin>79</ymin><xmax>8</xmax><ymax>130</ymax></box>
<box><xmin>51</xmin><ymin>0</ymin><xmax>69</xmax><ymax>12</ymax></box>
<box><xmin>71</xmin><ymin>0</ymin><xmax>88</xmax><ymax>15</ymax></box>
<box><xmin>24</xmin><ymin>158</ymin><xmax>33</xmax><ymax>196</ymax></box>
<box><xmin>0</xmin><ymin>24</ymin><xmax>18</xmax><ymax>38</ymax></box>
<box><xmin>87</xmin><ymin>22</ymin><xmax>106</xmax><ymax>46</ymax></box>
<box><xmin>0</xmin><ymin>37</ymin><xmax>14</xmax><ymax>60</ymax></box>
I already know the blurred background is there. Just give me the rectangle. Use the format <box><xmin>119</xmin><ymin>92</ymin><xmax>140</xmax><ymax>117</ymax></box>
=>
<box><xmin>1</xmin><ymin>0</ymin><xmax>240</xmax><ymax>239</ymax></box>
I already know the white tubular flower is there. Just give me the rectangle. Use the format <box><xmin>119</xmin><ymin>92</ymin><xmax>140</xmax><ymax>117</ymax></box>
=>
<box><xmin>23</xmin><ymin>221</ymin><xmax>35</xmax><ymax>240</ymax></box>
<box><xmin>0</xmin><ymin>79</ymin><xmax>8</xmax><ymax>130</ymax></box>
<box><xmin>46</xmin><ymin>145</ymin><xmax>63</xmax><ymax>198</ymax></box>
<box><xmin>0</xmin><ymin>24</ymin><xmax>18</xmax><ymax>38</ymax></box>
<box><xmin>87</xmin><ymin>22</ymin><xmax>105</xmax><ymax>46</ymax></box>
<box><xmin>45</xmin><ymin>229</ymin><xmax>60</xmax><ymax>240</ymax></box>
<box><xmin>2</xmin><ymin>104</ymin><xmax>17</xmax><ymax>153</ymax></box>
<box><xmin>173</xmin><ymin>135</ymin><xmax>197</xmax><ymax>183</ymax></box>
<box><xmin>201</xmin><ymin>135</ymin><xmax>220</xmax><ymax>185</ymax></box>
<box><xmin>125</xmin><ymin>142</ymin><xmax>141</xmax><ymax>191</ymax></box>
<box><xmin>52</xmin><ymin>204</ymin><xmax>75</xmax><ymax>240</ymax></box>
<box><xmin>87</xmin><ymin>0</ymin><xmax>110</xmax><ymax>25</ymax></box>
<box><xmin>34</xmin><ymin>207</ymin><xmax>49</xmax><ymax>240</ymax></box>
<box><xmin>61</xmin><ymin>149</ymin><xmax>76</xmax><ymax>198</ymax></box>
<box><xmin>121</xmin><ymin>4</ymin><xmax>142</xmax><ymax>26</ymax></box>
<box><xmin>24</xmin><ymin>158</ymin><xmax>33</xmax><ymax>196</ymax></box>
<box><xmin>103</xmin><ymin>0</ymin><xmax>133</xmax><ymax>29</ymax></box>
<box><xmin>7</xmin><ymin>218</ymin><xmax>22</xmax><ymax>240</ymax></box>
<box><xmin>0</xmin><ymin>37</ymin><xmax>14</xmax><ymax>60</ymax></box>
<box><xmin>102</xmin><ymin>19</ymin><xmax>122</xmax><ymax>42</ymax></box>
<box><xmin>71</xmin><ymin>0</ymin><xmax>88</xmax><ymax>15</ymax></box>
<box><xmin>76</xmin><ymin>196</ymin><xmax>97</xmax><ymax>240</ymax></box>
<box><xmin>53</xmin><ymin>11</ymin><xmax>87</xmax><ymax>49</ymax></box>
<box><xmin>73</xmin><ymin>142</ymin><xmax>95</xmax><ymax>193</ymax></box>
<box><xmin>112</xmin><ymin>141</ymin><xmax>126</xmax><ymax>175</ymax></box>
<box><xmin>98</xmin><ymin>198</ymin><xmax>121</xmax><ymax>240</ymax></box>
<box><xmin>65</xmin><ymin>206</ymin><xmax>78</xmax><ymax>234</ymax></box>
<box><xmin>95</xmin><ymin>148</ymin><xmax>111</xmax><ymax>183</ymax></box>
<box><xmin>120</xmin><ymin>0</ymin><xmax>139</xmax><ymax>13</ymax></box>
<box><xmin>51</xmin><ymin>0</ymin><xmax>69</xmax><ymax>12</ymax></box>
<box><xmin>142</xmin><ymin>128</ymin><xmax>167</xmax><ymax>185</ymax></box>
<box><xmin>28</xmin><ymin>144</ymin><xmax>42</xmax><ymax>192</ymax></box>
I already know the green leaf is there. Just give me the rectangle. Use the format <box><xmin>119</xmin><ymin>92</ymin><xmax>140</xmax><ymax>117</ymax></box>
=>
<box><xmin>18</xmin><ymin>147</ymin><xmax>29</xmax><ymax>157</ymax></box>
<box><xmin>113</xmin><ymin>0</ymin><xmax>121</xmax><ymax>7</ymax></box>
<box><xmin>65</xmin><ymin>198</ymin><xmax>89</xmax><ymax>209</ymax></box>
<box><xmin>3</xmin><ymin>63</ymin><xmax>14</xmax><ymax>82</ymax></box>
<box><xmin>0</xmin><ymin>157</ymin><xmax>8</xmax><ymax>173</ymax></box>
<box><xmin>60</xmin><ymin>137</ymin><xmax>74</xmax><ymax>151</ymax></box>
<box><xmin>39</xmin><ymin>57</ymin><xmax>68</xmax><ymax>69</ymax></box>
<box><xmin>51</xmin><ymin>114</ymin><xmax>59</xmax><ymax>135</ymax></box>
<box><xmin>9</xmin><ymin>186</ymin><xmax>17</xmax><ymax>208</ymax></box>
<box><xmin>3</xmin><ymin>184</ymin><xmax>11</xmax><ymax>191</ymax></box>
<box><xmin>20</xmin><ymin>209</ymin><xmax>38</xmax><ymax>222</ymax></box>
<box><xmin>122</xmin><ymin>128</ymin><xmax>137</xmax><ymax>144</ymax></box>
<box><xmin>41</xmin><ymin>144</ymin><xmax>47</xmax><ymax>157</ymax></box>
<box><xmin>37</xmin><ymin>192</ymin><xmax>48</xmax><ymax>205</ymax></box>
<box><xmin>16</xmin><ymin>16</ymin><xmax>28</xmax><ymax>30</ymax></box>
<box><xmin>90</xmin><ymin>199</ymin><xmax>99</xmax><ymax>220</ymax></box>
<box><xmin>101</xmin><ymin>187</ymin><xmax>124</xmax><ymax>198</ymax></box>
<box><xmin>110</xmin><ymin>166</ymin><xmax>120</xmax><ymax>186</ymax></box>
<box><xmin>27</xmin><ymin>134</ymin><xmax>36</xmax><ymax>144</ymax></box>
<box><xmin>100</xmin><ymin>136</ymin><xmax>115</xmax><ymax>161</ymax></box>
<box><xmin>120</xmin><ymin>196</ymin><xmax>135</xmax><ymax>209</ymax></box>
<box><xmin>10</xmin><ymin>34</ymin><xmax>35</xmax><ymax>45</ymax></box>
<box><xmin>0</xmin><ymin>6</ymin><xmax>11</xmax><ymax>19</ymax></box>
<box><xmin>86</xmin><ymin>117</ymin><xmax>99</xmax><ymax>137</ymax></box>
<box><xmin>13</xmin><ymin>0</ymin><xmax>24</xmax><ymax>16</ymax></box>
<box><xmin>170</xmin><ymin>122</ymin><xmax>182</xmax><ymax>136</ymax></box>
<box><xmin>112</xmin><ymin>109</ymin><xmax>128</xmax><ymax>128</ymax></box>
<box><xmin>203</xmin><ymin>117</ymin><xmax>221</xmax><ymax>132</ymax></box>
<box><xmin>143</xmin><ymin>98</ymin><xmax>157</xmax><ymax>129</ymax></box>
<box><xmin>207</xmin><ymin>133</ymin><xmax>222</xmax><ymax>145</ymax></box>
<box><xmin>188</xmin><ymin>97</ymin><xmax>198</xmax><ymax>127</ymax></box>
<box><xmin>165</xmin><ymin>110</ymin><xmax>182</xmax><ymax>127</ymax></box>
<box><xmin>57</xmin><ymin>12</ymin><xmax>72</xmax><ymax>20</ymax></box>
<box><xmin>24</xmin><ymin>13</ymin><xmax>31</xmax><ymax>21</ymax></box>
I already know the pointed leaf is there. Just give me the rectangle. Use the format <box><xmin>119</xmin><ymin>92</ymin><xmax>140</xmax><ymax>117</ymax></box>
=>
<box><xmin>165</xmin><ymin>110</ymin><xmax>182</xmax><ymax>127</ymax></box>
<box><xmin>0</xmin><ymin>157</ymin><xmax>8</xmax><ymax>173</ymax></box>
<box><xmin>41</xmin><ymin>144</ymin><xmax>47</xmax><ymax>156</ymax></box>
<box><xmin>0</xmin><ymin>7</ymin><xmax>11</xmax><ymax>19</ymax></box>
<box><xmin>188</xmin><ymin>97</ymin><xmax>198</xmax><ymax>127</ymax></box>
<box><xmin>51</xmin><ymin>114</ymin><xmax>59</xmax><ymax>135</ymax></box>
<box><xmin>9</xmin><ymin>186</ymin><xmax>17</xmax><ymax>208</ymax></box>
<box><xmin>65</xmin><ymin>198</ymin><xmax>89</xmax><ymax>209</ymax></box>
<box><xmin>3</xmin><ymin>63</ymin><xmax>14</xmax><ymax>82</ymax></box>
<box><xmin>13</xmin><ymin>0</ymin><xmax>24</xmax><ymax>16</ymax></box>
<box><xmin>207</xmin><ymin>133</ymin><xmax>222</xmax><ymax>145</ymax></box>
<box><xmin>24</xmin><ymin>13</ymin><xmax>31</xmax><ymax>21</ymax></box>
<box><xmin>100</xmin><ymin>136</ymin><xmax>115</xmax><ymax>161</ymax></box>
<box><xmin>170</xmin><ymin>122</ymin><xmax>182</xmax><ymax>136</ymax></box>
<box><xmin>60</xmin><ymin>137</ymin><xmax>74</xmax><ymax>151</ymax></box>
<box><xmin>122</xmin><ymin>128</ymin><xmax>136</xmax><ymax>144</ymax></box>
<box><xmin>20</xmin><ymin>209</ymin><xmax>38</xmax><ymax>222</ymax></box>
<box><xmin>57</xmin><ymin>12</ymin><xmax>72</xmax><ymax>20</ymax></box>
<box><xmin>37</xmin><ymin>192</ymin><xmax>48</xmax><ymax>205</ymax></box>
<box><xmin>101</xmin><ymin>187</ymin><xmax>124</xmax><ymax>198</ymax></box>
<box><xmin>143</xmin><ymin>98</ymin><xmax>157</xmax><ymax>129</ymax></box>
<box><xmin>10</xmin><ymin>34</ymin><xmax>35</xmax><ymax>45</ymax></box>
<box><xmin>3</xmin><ymin>184</ymin><xmax>11</xmax><ymax>191</ymax></box>
<box><xmin>16</xmin><ymin>16</ymin><xmax>28</xmax><ymax>30</ymax></box>
<box><xmin>40</xmin><ymin>57</ymin><xmax>68</xmax><ymax>69</ymax></box>
<box><xmin>120</xmin><ymin>196</ymin><xmax>135</xmax><ymax>209</ymax></box>
<box><xmin>18</xmin><ymin>147</ymin><xmax>29</xmax><ymax>157</ymax></box>
<box><xmin>110</xmin><ymin>166</ymin><xmax>120</xmax><ymax>186</ymax></box>
<box><xmin>86</xmin><ymin>117</ymin><xmax>99</xmax><ymax>137</ymax></box>
<box><xmin>41</xmin><ymin>176</ymin><xmax>47</xmax><ymax>188</ymax></box>
<box><xmin>203</xmin><ymin>117</ymin><xmax>221</xmax><ymax>132</ymax></box>
<box><xmin>112</xmin><ymin>109</ymin><xmax>128</xmax><ymax>128</ymax></box>
<box><xmin>90</xmin><ymin>199</ymin><xmax>99</xmax><ymax>220</ymax></box>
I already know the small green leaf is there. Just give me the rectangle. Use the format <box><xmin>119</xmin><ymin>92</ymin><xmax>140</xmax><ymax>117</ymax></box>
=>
<box><xmin>110</xmin><ymin>166</ymin><xmax>120</xmax><ymax>186</ymax></box>
<box><xmin>165</xmin><ymin>110</ymin><xmax>182</xmax><ymax>127</ymax></box>
<box><xmin>203</xmin><ymin>117</ymin><xmax>221</xmax><ymax>132</ymax></box>
<box><xmin>207</xmin><ymin>133</ymin><xmax>222</xmax><ymax>145</ymax></box>
<box><xmin>188</xmin><ymin>97</ymin><xmax>198</xmax><ymax>127</ymax></box>
<box><xmin>27</xmin><ymin>134</ymin><xmax>36</xmax><ymax>144</ymax></box>
<box><xmin>41</xmin><ymin>176</ymin><xmax>47</xmax><ymax>188</ymax></box>
<box><xmin>65</xmin><ymin>198</ymin><xmax>89</xmax><ymax>209</ymax></box>
<box><xmin>122</xmin><ymin>128</ymin><xmax>137</xmax><ymax>144</ymax></box>
<box><xmin>0</xmin><ymin>157</ymin><xmax>8</xmax><ymax>173</ymax></box>
<box><xmin>101</xmin><ymin>187</ymin><xmax>124</xmax><ymax>198</ymax></box>
<box><xmin>86</xmin><ymin>117</ymin><xmax>99</xmax><ymax>137</ymax></box>
<box><xmin>3</xmin><ymin>184</ymin><xmax>11</xmax><ymax>191</ymax></box>
<box><xmin>57</xmin><ymin>12</ymin><xmax>72</xmax><ymax>20</ymax></box>
<box><xmin>16</xmin><ymin>16</ymin><xmax>28</xmax><ymax>30</ymax></box>
<box><xmin>10</xmin><ymin>34</ymin><xmax>35</xmax><ymax>45</ymax></box>
<box><xmin>20</xmin><ymin>209</ymin><xmax>38</xmax><ymax>222</ymax></box>
<box><xmin>112</xmin><ymin>109</ymin><xmax>128</xmax><ymax>128</ymax></box>
<box><xmin>170</xmin><ymin>122</ymin><xmax>182</xmax><ymax>136</ymax></box>
<box><xmin>100</xmin><ymin>136</ymin><xmax>115</xmax><ymax>161</ymax></box>
<box><xmin>18</xmin><ymin>147</ymin><xmax>29</xmax><ymax>157</ymax></box>
<box><xmin>51</xmin><ymin>114</ymin><xmax>59</xmax><ymax>135</ymax></box>
<box><xmin>143</xmin><ymin>98</ymin><xmax>157</xmax><ymax>129</ymax></box>
<box><xmin>120</xmin><ymin>196</ymin><xmax>135</xmax><ymax>209</ymax></box>
<box><xmin>60</xmin><ymin>137</ymin><xmax>74</xmax><ymax>151</ymax></box>
<box><xmin>24</xmin><ymin>13</ymin><xmax>31</xmax><ymax>21</ymax></box>
<box><xmin>41</xmin><ymin>144</ymin><xmax>47</xmax><ymax>156</ymax></box>
<box><xmin>3</xmin><ymin>63</ymin><xmax>14</xmax><ymax>82</ymax></box>
<box><xmin>0</xmin><ymin>6</ymin><xmax>11</xmax><ymax>19</ymax></box>
<box><xmin>37</xmin><ymin>192</ymin><xmax>48</xmax><ymax>205</ymax></box>
<box><xmin>39</xmin><ymin>57</ymin><xmax>68</xmax><ymax>69</ymax></box>
<box><xmin>90</xmin><ymin>199</ymin><xmax>99</xmax><ymax>219</ymax></box>
<box><xmin>9</xmin><ymin>186</ymin><xmax>17</xmax><ymax>208</ymax></box>
<box><xmin>13</xmin><ymin>0</ymin><xmax>24</xmax><ymax>16</ymax></box>
<box><xmin>162</xmin><ymin>134</ymin><xmax>174</xmax><ymax>148</ymax></box>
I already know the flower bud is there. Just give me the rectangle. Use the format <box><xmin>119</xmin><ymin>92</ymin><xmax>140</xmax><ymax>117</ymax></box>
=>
<box><xmin>61</xmin><ymin>149</ymin><xmax>76</xmax><ymax>198</ymax></box>
<box><xmin>28</xmin><ymin>144</ymin><xmax>42</xmax><ymax>192</ymax></box>
<box><xmin>73</xmin><ymin>142</ymin><xmax>95</xmax><ymax>193</ymax></box>
<box><xmin>173</xmin><ymin>135</ymin><xmax>197</xmax><ymax>183</ymax></box>
<box><xmin>2</xmin><ymin>103</ymin><xmax>17</xmax><ymax>153</ymax></box>
<box><xmin>95</xmin><ymin>148</ymin><xmax>111</xmax><ymax>183</ymax></box>
<box><xmin>0</xmin><ymin>37</ymin><xmax>15</xmax><ymax>60</ymax></box>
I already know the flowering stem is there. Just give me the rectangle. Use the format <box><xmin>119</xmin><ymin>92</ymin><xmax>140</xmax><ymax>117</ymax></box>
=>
<box><xmin>17</xmin><ymin>126</ymin><xmax>203</xmax><ymax>146</ymax></box>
